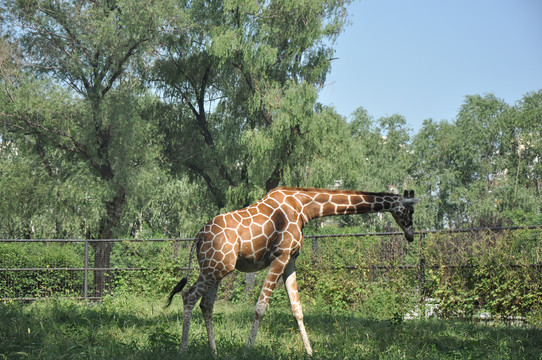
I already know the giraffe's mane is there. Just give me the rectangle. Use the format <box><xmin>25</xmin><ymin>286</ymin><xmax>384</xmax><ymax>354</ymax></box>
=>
<box><xmin>271</xmin><ymin>186</ymin><xmax>399</xmax><ymax>197</ymax></box>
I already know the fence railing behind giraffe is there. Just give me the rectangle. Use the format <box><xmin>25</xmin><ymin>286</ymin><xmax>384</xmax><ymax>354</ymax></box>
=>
<box><xmin>0</xmin><ymin>238</ymin><xmax>194</xmax><ymax>301</ymax></box>
<box><xmin>306</xmin><ymin>225</ymin><xmax>542</xmax><ymax>297</ymax></box>
<box><xmin>1</xmin><ymin>226</ymin><xmax>541</xmax><ymax>301</ymax></box>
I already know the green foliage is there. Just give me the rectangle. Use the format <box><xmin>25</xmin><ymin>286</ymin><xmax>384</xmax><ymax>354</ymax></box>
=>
<box><xmin>412</xmin><ymin>92</ymin><xmax>542</xmax><ymax>229</ymax></box>
<box><xmin>153</xmin><ymin>0</ymin><xmax>351</xmax><ymax>210</ymax></box>
<box><xmin>108</xmin><ymin>240</ymin><xmax>197</xmax><ymax>297</ymax></box>
<box><xmin>424</xmin><ymin>229</ymin><xmax>542</xmax><ymax>320</ymax></box>
<box><xmin>2</xmin><ymin>0</ymin><xmax>541</xmax><ymax>239</ymax></box>
<box><xmin>0</xmin><ymin>242</ymin><xmax>84</xmax><ymax>298</ymax></box>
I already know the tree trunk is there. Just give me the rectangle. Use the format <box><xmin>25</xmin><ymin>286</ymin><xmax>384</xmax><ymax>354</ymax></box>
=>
<box><xmin>92</xmin><ymin>191</ymin><xmax>126</xmax><ymax>298</ymax></box>
<box><xmin>91</xmin><ymin>241</ymin><xmax>113</xmax><ymax>298</ymax></box>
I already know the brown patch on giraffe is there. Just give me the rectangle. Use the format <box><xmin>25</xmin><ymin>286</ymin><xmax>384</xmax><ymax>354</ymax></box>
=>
<box><xmin>231</xmin><ymin>212</ymin><xmax>242</xmax><ymax>222</ymax></box>
<box><xmin>239</xmin><ymin>238</ymin><xmax>254</xmax><ymax>255</ymax></box>
<box><xmin>331</xmin><ymin>194</ymin><xmax>349</xmax><ymax>205</ymax></box>
<box><xmin>211</xmin><ymin>224</ymin><xmax>223</xmax><ymax>234</ymax></box>
<box><xmin>282</xmin><ymin>200</ymin><xmax>300</xmax><ymax>216</ymax></box>
<box><xmin>294</xmin><ymin>193</ymin><xmax>313</xmax><ymax>205</ymax></box>
<box><xmin>238</xmin><ymin>210</ymin><xmax>251</xmax><ymax>219</ymax></box>
<box><xmin>251</xmin><ymin>223</ymin><xmax>264</xmax><ymax>237</ymax></box>
<box><xmin>213</xmin><ymin>215</ymin><xmax>226</xmax><ymax>228</ymax></box>
<box><xmin>256</xmin><ymin>202</ymin><xmax>274</xmax><ymax>216</ymax></box>
<box><xmin>262</xmin><ymin>218</ymin><xmax>275</xmax><ymax>235</ymax></box>
<box><xmin>241</xmin><ymin>217</ymin><xmax>252</xmax><ymax>228</ymax></box>
<box><xmin>199</xmin><ymin>239</ymin><xmax>213</xmax><ymax>254</ymax></box>
<box><xmin>373</xmin><ymin>203</ymin><xmax>383</xmax><ymax>211</ymax></box>
<box><xmin>223</xmin><ymin>250</ymin><xmax>236</xmax><ymax>265</ymax></box>
<box><xmin>271</xmin><ymin>210</ymin><xmax>287</xmax><ymax>232</ymax></box>
<box><xmin>223</xmin><ymin>213</ymin><xmax>236</xmax><ymax>226</ymax></box>
<box><xmin>322</xmin><ymin>203</ymin><xmax>336</xmax><ymax>215</ymax></box>
<box><xmin>214</xmin><ymin>251</ymin><xmax>225</xmax><ymax>262</ymax></box>
<box><xmin>271</xmin><ymin>190</ymin><xmax>286</xmax><ymax>204</ymax></box>
<box><xmin>252</xmin><ymin>214</ymin><xmax>269</xmax><ymax>225</ymax></box>
<box><xmin>223</xmin><ymin>229</ymin><xmax>238</xmax><ymax>243</ymax></box>
<box><xmin>251</xmin><ymin>236</ymin><xmax>270</xmax><ymax>257</ymax></box>
<box><xmin>207</xmin><ymin>258</ymin><xmax>218</xmax><ymax>269</ymax></box>
<box><xmin>314</xmin><ymin>193</ymin><xmax>330</xmax><ymax>203</ymax></box>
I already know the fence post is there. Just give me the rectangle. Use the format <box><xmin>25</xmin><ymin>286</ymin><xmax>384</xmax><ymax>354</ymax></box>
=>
<box><xmin>84</xmin><ymin>239</ymin><xmax>89</xmax><ymax>300</ymax></box>
<box><xmin>418</xmin><ymin>232</ymin><xmax>426</xmax><ymax>301</ymax></box>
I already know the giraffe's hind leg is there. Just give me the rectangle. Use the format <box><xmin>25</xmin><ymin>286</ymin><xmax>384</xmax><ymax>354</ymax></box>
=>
<box><xmin>200</xmin><ymin>281</ymin><xmax>220</xmax><ymax>355</ymax></box>
<box><xmin>180</xmin><ymin>275</ymin><xmax>213</xmax><ymax>352</ymax></box>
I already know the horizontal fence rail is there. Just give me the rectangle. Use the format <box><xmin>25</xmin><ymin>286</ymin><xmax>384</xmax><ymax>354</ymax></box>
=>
<box><xmin>1</xmin><ymin>226</ymin><xmax>541</xmax><ymax>302</ymax></box>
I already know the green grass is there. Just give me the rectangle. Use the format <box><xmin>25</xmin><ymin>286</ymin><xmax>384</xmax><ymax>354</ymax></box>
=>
<box><xmin>1</xmin><ymin>295</ymin><xmax>541</xmax><ymax>360</ymax></box>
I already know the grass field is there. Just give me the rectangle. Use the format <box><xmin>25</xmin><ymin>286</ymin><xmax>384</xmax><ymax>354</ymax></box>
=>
<box><xmin>1</xmin><ymin>295</ymin><xmax>541</xmax><ymax>360</ymax></box>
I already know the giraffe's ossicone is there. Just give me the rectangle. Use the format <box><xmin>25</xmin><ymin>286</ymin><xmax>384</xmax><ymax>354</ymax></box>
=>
<box><xmin>167</xmin><ymin>187</ymin><xmax>419</xmax><ymax>356</ymax></box>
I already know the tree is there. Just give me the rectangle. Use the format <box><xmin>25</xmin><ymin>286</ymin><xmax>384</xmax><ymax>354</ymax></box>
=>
<box><xmin>412</xmin><ymin>119</ymin><xmax>462</xmax><ymax>228</ymax></box>
<box><xmin>153</xmin><ymin>0</ymin><xmax>350</xmax><ymax>210</ymax></box>
<box><xmin>455</xmin><ymin>94</ymin><xmax>510</xmax><ymax>192</ymax></box>
<box><xmin>412</xmin><ymin>92</ymin><xmax>541</xmax><ymax>228</ymax></box>
<box><xmin>511</xmin><ymin>91</ymin><xmax>542</xmax><ymax>195</ymax></box>
<box><xmin>349</xmin><ymin>109</ymin><xmax>413</xmax><ymax>191</ymax></box>
<box><xmin>501</xmin><ymin>90</ymin><xmax>542</xmax><ymax>224</ymax></box>
<box><xmin>453</xmin><ymin>94</ymin><xmax>511</xmax><ymax>226</ymax></box>
<box><xmin>0</xmin><ymin>0</ymin><xmax>173</xmax><ymax>296</ymax></box>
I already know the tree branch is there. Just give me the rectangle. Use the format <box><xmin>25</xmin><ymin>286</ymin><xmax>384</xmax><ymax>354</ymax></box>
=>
<box><xmin>101</xmin><ymin>38</ymin><xmax>150</xmax><ymax>98</ymax></box>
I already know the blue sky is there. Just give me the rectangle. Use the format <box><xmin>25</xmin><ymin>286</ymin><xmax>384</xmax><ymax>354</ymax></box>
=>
<box><xmin>317</xmin><ymin>0</ymin><xmax>542</xmax><ymax>133</ymax></box>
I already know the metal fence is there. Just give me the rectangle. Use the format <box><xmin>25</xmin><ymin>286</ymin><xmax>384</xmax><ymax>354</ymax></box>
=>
<box><xmin>1</xmin><ymin>226</ymin><xmax>541</xmax><ymax>301</ymax></box>
<box><xmin>0</xmin><ymin>238</ymin><xmax>193</xmax><ymax>301</ymax></box>
<box><xmin>308</xmin><ymin>225</ymin><xmax>542</xmax><ymax>298</ymax></box>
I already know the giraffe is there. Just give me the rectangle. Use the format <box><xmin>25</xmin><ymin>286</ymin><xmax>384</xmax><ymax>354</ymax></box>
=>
<box><xmin>167</xmin><ymin>187</ymin><xmax>419</xmax><ymax>356</ymax></box>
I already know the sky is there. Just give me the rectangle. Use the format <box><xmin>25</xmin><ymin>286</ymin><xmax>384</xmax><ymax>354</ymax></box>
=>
<box><xmin>317</xmin><ymin>0</ymin><xmax>542</xmax><ymax>133</ymax></box>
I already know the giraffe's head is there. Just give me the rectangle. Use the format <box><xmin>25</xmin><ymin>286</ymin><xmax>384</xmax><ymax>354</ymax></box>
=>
<box><xmin>390</xmin><ymin>190</ymin><xmax>419</xmax><ymax>242</ymax></box>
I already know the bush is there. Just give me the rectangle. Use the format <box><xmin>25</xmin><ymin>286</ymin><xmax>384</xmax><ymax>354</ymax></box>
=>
<box><xmin>0</xmin><ymin>242</ymin><xmax>84</xmax><ymax>298</ymax></box>
<box><xmin>424</xmin><ymin>229</ymin><xmax>542</xmax><ymax>319</ymax></box>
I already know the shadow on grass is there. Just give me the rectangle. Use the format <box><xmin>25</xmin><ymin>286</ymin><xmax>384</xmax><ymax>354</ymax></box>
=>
<box><xmin>1</xmin><ymin>298</ymin><xmax>541</xmax><ymax>360</ymax></box>
<box><xmin>299</xmin><ymin>306</ymin><xmax>542</xmax><ymax>359</ymax></box>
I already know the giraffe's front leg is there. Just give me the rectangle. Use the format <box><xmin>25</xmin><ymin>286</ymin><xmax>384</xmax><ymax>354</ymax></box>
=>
<box><xmin>282</xmin><ymin>258</ymin><xmax>313</xmax><ymax>356</ymax></box>
<box><xmin>247</xmin><ymin>253</ymin><xmax>290</xmax><ymax>348</ymax></box>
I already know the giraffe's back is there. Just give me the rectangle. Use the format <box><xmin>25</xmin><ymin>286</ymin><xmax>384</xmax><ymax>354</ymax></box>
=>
<box><xmin>196</xmin><ymin>193</ymin><xmax>303</xmax><ymax>274</ymax></box>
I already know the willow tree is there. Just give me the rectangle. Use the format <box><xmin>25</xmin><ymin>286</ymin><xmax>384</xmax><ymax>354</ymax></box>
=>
<box><xmin>153</xmin><ymin>0</ymin><xmax>350</xmax><ymax>210</ymax></box>
<box><xmin>0</xmin><ymin>0</ymin><xmax>174</xmax><ymax>296</ymax></box>
<box><xmin>510</xmin><ymin>91</ymin><xmax>542</xmax><ymax>196</ymax></box>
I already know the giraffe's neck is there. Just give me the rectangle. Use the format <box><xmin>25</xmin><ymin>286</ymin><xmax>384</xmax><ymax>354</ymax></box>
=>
<box><xmin>276</xmin><ymin>187</ymin><xmax>401</xmax><ymax>223</ymax></box>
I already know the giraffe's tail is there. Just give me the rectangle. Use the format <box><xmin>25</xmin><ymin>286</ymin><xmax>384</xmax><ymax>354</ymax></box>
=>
<box><xmin>166</xmin><ymin>277</ymin><xmax>187</xmax><ymax>308</ymax></box>
<box><xmin>165</xmin><ymin>236</ymin><xmax>199</xmax><ymax>308</ymax></box>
